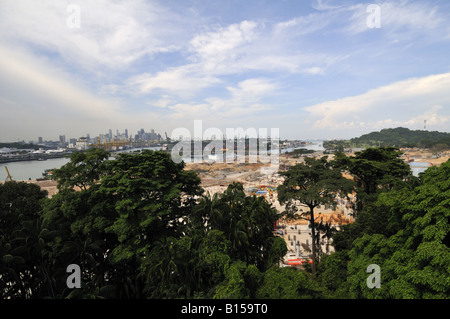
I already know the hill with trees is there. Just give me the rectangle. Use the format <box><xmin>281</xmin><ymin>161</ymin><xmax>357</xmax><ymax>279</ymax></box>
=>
<box><xmin>351</xmin><ymin>127</ymin><xmax>450</xmax><ymax>148</ymax></box>
<box><xmin>324</xmin><ymin>127</ymin><xmax>450</xmax><ymax>151</ymax></box>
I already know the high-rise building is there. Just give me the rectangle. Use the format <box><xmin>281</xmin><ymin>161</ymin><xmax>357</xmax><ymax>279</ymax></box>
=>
<box><xmin>38</xmin><ymin>137</ymin><xmax>43</xmax><ymax>143</ymax></box>
<box><xmin>75</xmin><ymin>137</ymin><xmax>88</xmax><ymax>150</ymax></box>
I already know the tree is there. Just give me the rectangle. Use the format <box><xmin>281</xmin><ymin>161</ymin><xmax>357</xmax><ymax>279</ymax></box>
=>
<box><xmin>41</xmin><ymin>149</ymin><xmax>203</xmax><ymax>298</ymax></box>
<box><xmin>51</xmin><ymin>148</ymin><xmax>110</xmax><ymax>191</ymax></box>
<box><xmin>277</xmin><ymin>156</ymin><xmax>354</xmax><ymax>275</ymax></box>
<box><xmin>331</xmin><ymin>147</ymin><xmax>413</xmax><ymax>252</ymax></box>
<box><xmin>334</xmin><ymin>147</ymin><xmax>411</xmax><ymax>197</ymax></box>
<box><xmin>214</xmin><ymin>260</ymin><xmax>263</xmax><ymax>299</ymax></box>
<box><xmin>317</xmin><ymin>250</ymin><xmax>349</xmax><ymax>298</ymax></box>
<box><xmin>256</xmin><ymin>266</ymin><xmax>323</xmax><ymax>299</ymax></box>
<box><xmin>0</xmin><ymin>181</ymin><xmax>49</xmax><ymax>298</ymax></box>
<box><xmin>193</xmin><ymin>182</ymin><xmax>286</xmax><ymax>271</ymax></box>
<box><xmin>98</xmin><ymin>150</ymin><xmax>202</xmax><ymax>265</ymax></box>
<box><xmin>347</xmin><ymin>159</ymin><xmax>450</xmax><ymax>298</ymax></box>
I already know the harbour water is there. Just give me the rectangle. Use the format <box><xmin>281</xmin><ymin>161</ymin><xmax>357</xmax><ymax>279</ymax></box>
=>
<box><xmin>2</xmin><ymin>157</ymin><xmax>71</xmax><ymax>181</ymax></box>
<box><xmin>1</xmin><ymin>147</ymin><xmax>162</xmax><ymax>182</ymax></box>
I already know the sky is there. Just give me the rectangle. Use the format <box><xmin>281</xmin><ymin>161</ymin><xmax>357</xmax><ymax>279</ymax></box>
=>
<box><xmin>1</xmin><ymin>0</ymin><xmax>450</xmax><ymax>142</ymax></box>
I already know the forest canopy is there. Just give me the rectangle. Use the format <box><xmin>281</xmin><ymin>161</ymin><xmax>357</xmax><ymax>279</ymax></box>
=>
<box><xmin>1</xmin><ymin>147</ymin><xmax>449</xmax><ymax>299</ymax></box>
<box><xmin>324</xmin><ymin>127</ymin><xmax>450</xmax><ymax>151</ymax></box>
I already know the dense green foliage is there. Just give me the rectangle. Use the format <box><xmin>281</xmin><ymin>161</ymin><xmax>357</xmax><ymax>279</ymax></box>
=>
<box><xmin>1</xmin><ymin>147</ymin><xmax>449</xmax><ymax>299</ymax></box>
<box><xmin>350</xmin><ymin>127</ymin><xmax>450</xmax><ymax>148</ymax></box>
<box><xmin>319</xmin><ymin>149</ymin><xmax>450</xmax><ymax>299</ymax></box>
<box><xmin>346</xmin><ymin>160</ymin><xmax>450</xmax><ymax>298</ymax></box>
<box><xmin>0</xmin><ymin>182</ymin><xmax>48</xmax><ymax>298</ymax></box>
<box><xmin>324</xmin><ymin>127</ymin><xmax>450</xmax><ymax>151</ymax></box>
<box><xmin>0</xmin><ymin>149</ymin><xmax>290</xmax><ymax>299</ymax></box>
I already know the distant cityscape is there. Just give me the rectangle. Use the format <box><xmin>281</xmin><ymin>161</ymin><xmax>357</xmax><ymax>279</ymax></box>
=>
<box><xmin>0</xmin><ymin>125</ymin><xmax>312</xmax><ymax>164</ymax></box>
<box><xmin>32</xmin><ymin>128</ymin><xmax>163</xmax><ymax>151</ymax></box>
<box><xmin>0</xmin><ymin>128</ymin><xmax>167</xmax><ymax>163</ymax></box>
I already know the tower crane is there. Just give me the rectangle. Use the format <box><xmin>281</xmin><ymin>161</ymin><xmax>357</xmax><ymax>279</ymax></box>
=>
<box><xmin>165</xmin><ymin>132</ymin><xmax>171</xmax><ymax>143</ymax></box>
<box><xmin>4</xmin><ymin>166</ymin><xmax>12</xmax><ymax>182</ymax></box>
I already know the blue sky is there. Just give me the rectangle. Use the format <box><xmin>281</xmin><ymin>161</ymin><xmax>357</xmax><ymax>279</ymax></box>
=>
<box><xmin>1</xmin><ymin>0</ymin><xmax>450</xmax><ymax>142</ymax></box>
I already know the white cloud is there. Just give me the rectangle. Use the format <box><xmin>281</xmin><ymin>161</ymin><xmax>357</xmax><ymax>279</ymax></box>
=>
<box><xmin>0</xmin><ymin>0</ymin><xmax>183</xmax><ymax>70</ymax></box>
<box><xmin>312</xmin><ymin>0</ymin><xmax>342</xmax><ymax>11</ymax></box>
<box><xmin>126</xmin><ymin>65</ymin><xmax>221</xmax><ymax>97</ymax></box>
<box><xmin>189</xmin><ymin>20</ymin><xmax>258</xmax><ymax>66</ymax></box>
<box><xmin>166</xmin><ymin>78</ymin><xmax>277</xmax><ymax>120</ymax></box>
<box><xmin>2</xmin><ymin>0</ymin><xmax>450</xmax><ymax>141</ymax></box>
<box><xmin>304</xmin><ymin>72</ymin><xmax>450</xmax><ymax>132</ymax></box>
<box><xmin>274</xmin><ymin>11</ymin><xmax>332</xmax><ymax>35</ymax></box>
<box><xmin>124</xmin><ymin>16</ymin><xmax>344</xmax><ymax>98</ymax></box>
<box><xmin>0</xmin><ymin>44</ymin><xmax>150</xmax><ymax>140</ymax></box>
<box><xmin>403</xmin><ymin>105</ymin><xmax>448</xmax><ymax>127</ymax></box>
<box><xmin>147</xmin><ymin>96</ymin><xmax>175</xmax><ymax>109</ymax></box>
<box><xmin>345</xmin><ymin>1</ymin><xmax>446</xmax><ymax>37</ymax></box>
<box><xmin>227</xmin><ymin>78</ymin><xmax>278</xmax><ymax>99</ymax></box>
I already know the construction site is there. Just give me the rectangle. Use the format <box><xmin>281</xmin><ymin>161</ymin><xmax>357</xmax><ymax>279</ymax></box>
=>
<box><xmin>184</xmin><ymin>153</ymin><xmax>355</xmax><ymax>267</ymax></box>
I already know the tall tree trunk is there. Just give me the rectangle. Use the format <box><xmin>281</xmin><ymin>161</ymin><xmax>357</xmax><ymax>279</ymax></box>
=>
<box><xmin>309</xmin><ymin>204</ymin><xmax>317</xmax><ymax>275</ymax></box>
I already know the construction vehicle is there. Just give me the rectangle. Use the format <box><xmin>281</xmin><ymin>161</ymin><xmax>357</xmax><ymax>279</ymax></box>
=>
<box><xmin>4</xmin><ymin>166</ymin><xmax>12</xmax><ymax>182</ymax></box>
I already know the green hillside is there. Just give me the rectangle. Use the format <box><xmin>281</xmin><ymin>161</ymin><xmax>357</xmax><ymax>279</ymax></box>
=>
<box><xmin>350</xmin><ymin>127</ymin><xmax>450</xmax><ymax>148</ymax></box>
<box><xmin>324</xmin><ymin>127</ymin><xmax>450</xmax><ymax>151</ymax></box>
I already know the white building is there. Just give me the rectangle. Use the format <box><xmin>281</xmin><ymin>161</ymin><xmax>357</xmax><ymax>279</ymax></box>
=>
<box><xmin>75</xmin><ymin>137</ymin><xmax>88</xmax><ymax>150</ymax></box>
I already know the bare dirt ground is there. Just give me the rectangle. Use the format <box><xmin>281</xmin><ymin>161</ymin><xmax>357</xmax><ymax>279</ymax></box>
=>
<box><xmin>23</xmin><ymin>179</ymin><xmax>59</xmax><ymax>197</ymax></box>
<box><xmin>399</xmin><ymin>148</ymin><xmax>450</xmax><ymax>166</ymax></box>
<box><xmin>185</xmin><ymin>161</ymin><xmax>274</xmax><ymax>187</ymax></box>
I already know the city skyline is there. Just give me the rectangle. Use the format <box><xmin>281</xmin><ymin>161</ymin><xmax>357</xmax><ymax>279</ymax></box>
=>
<box><xmin>29</xmin><ymin>127</ymin><xmax>162</xmax><ymax>145</ymax></box>
<box><xmin>1</xmin><ymin>0</ymin><xmax>450</xmax><ymax>142</ymax></box>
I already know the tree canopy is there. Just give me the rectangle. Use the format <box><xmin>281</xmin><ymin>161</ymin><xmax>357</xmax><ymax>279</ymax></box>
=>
<box><xmin>346</xmin><ymin>159</ymin><xmax>450</xmax><ymax>298</ymax></box>
<box><xmin>2</xmin><ymin>147</ymin><xmax>449</xmax><ymax>300</ymax></box>
<box><xmin>277</xmin><ymin>156</ymin><xmax>354</xmax><ymax>274</ymax></box>
<box><xmin>1</xmin><ymin>149</ymin><xmax>290</xmax><ymax>299</ymax></box>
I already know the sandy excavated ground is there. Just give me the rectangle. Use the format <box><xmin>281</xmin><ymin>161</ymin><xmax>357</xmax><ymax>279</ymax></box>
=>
<box><xmin>399</xmin><ymin>148</ymin><xmax>450</xmax><ymax>166</ymax></box>
<box><xmin>185</xmin><ymin>161</ymin><xmax>274</xmax><ymax>187</ymax></box>
<box><xmin>24</xmin><ymin>179</ymin><xmax>59</xmax><ymax>197</ymax></box>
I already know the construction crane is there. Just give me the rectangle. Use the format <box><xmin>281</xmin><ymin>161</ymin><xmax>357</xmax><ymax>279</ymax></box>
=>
<box><xmin>165</xmin><ymin>132</ymin><xmax>171</xmax><ymax>143</ymax></box>
<box><xmin>4</xmin><ymin>166</ymin><xmax>12</xmax><ymax>182</ymax></box>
